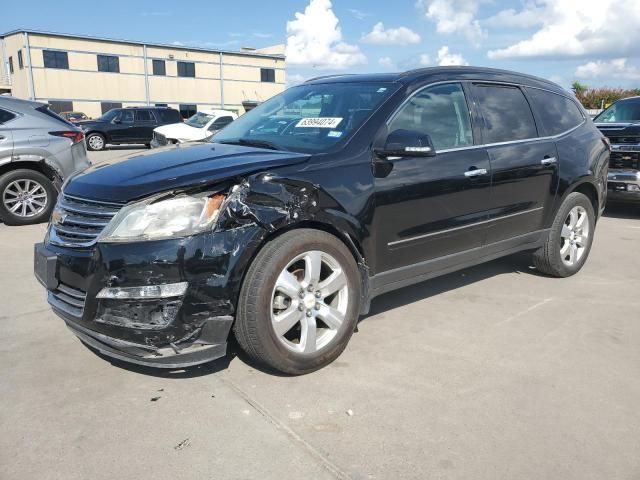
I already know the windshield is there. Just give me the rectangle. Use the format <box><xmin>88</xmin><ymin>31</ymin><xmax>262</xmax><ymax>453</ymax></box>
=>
<box><xmin>98</xmin><ymin>109</ymin><xmax>119</xmax><ymax>122</ymax></box>
<box><xmin>594</xmin><ymin>98</ymin><xmax>640</xmax><ymax>123</ymax></box>
<box><xmin>186</xmin><ymin>112</ymin><xmax>215</xmax><ymax>128</ymax></box>
<box><xmin>212</xmin><ymin>82</ymin><xmax>398</xmax><ymax>153</ymax></box>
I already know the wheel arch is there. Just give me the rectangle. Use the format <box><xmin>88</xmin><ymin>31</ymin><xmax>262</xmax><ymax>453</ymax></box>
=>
<box><xmin>560</xmin><ymin>179</ymin><xmax>600</xmax><ymax>219</ymax></box>
<box><xmin>0</xmin><ymin>159</ymin><xmax>61</xmax><ymax>187</ymax></box>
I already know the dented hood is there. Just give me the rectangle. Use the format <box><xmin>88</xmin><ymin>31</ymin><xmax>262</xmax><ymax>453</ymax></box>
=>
<box><xmin>65</xmin><ymin>142</ymin><xmax>310</xmax><ymax>203</ymax></box>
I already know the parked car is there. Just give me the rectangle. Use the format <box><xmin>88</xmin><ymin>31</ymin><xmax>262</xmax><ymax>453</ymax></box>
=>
<box><xmin>593</xmin><ymin>96</ymin><xmax>640</xmax><ymax>203</ymax></box>
<box><xmin>34</xmin><ymin>67</ymin><xmax>608</xmax><ymax>374</ymax></box>
<box><xmin>0</xmin><ymin>97</ymin><xmax>89</xmax><ymax>225</ymax></box>
<box><xmin>60</xmin><ymin>111</ymin><xmax>89</xmax><ymax>123</ymax></box>
<box><xmin>77</xmin><ymin>106</ymin><xmax>182</xmax><ymax>151</ymax></box>
<box><xmin>151</xmin><ymin>110</ymin><xmax>237</xmax><ymax>147</ymax></box>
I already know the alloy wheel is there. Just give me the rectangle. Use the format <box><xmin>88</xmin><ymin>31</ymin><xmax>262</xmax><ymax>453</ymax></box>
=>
<box><xmin>88</xmin><ymin>135</ymin><xmax>104</xmax><ymax>150</ymax></box>
<box><xmin>2</xmin><ymin>179</ymin><xmax>48</xmax><ymax>218</ymax></box>
<box><xmin>270</xmin><ymin>250</ymin><xmax>349</xmax><ymax>354</ymax></box>
<box><xmin>560</xmin><ymin>205</ymin><xmax>590</xmax><ymax>266</ymax></box>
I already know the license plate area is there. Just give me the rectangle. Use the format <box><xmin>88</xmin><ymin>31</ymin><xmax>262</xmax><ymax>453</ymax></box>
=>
<box><xmin>34</xmin><ymin>243</ymin><xmax>59</xmax><ymax>290</ymax></box>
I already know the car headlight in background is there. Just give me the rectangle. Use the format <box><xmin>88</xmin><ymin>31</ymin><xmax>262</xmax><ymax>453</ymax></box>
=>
<box><xmin>98</xmin><ymin>192</ymin><xmax>225</xmax><ymax>243</ymax></box>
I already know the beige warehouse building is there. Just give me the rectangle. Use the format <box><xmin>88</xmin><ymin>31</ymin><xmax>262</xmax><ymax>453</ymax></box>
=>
<box><xmin>0</xmin><ymin>29</ymin><xmax>286</xmax><ymax>118</ymax></box>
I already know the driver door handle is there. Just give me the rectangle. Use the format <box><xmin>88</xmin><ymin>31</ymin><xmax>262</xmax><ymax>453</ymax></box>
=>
<box><xmin>541</xmin><ymin>156</ymin><xmax>557</xmax><ymax>165</ymax></box>
<box><xmin>464</xmin><ymin>168</ymin><xmax>487</xmax><ymax>178</ymax></box>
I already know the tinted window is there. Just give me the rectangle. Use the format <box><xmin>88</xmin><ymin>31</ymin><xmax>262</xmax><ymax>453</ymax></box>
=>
<box><xmin>177</xmin><ymin>61</ymin><xmax>195</xmax><ymax>78</ymax></box>
<box><xmin>0</xmin><ymin>108</ymin><xmax>16</xmax><ymax>123</ymax></box>
<box><xmin>101</xmin><ymin>102</ymin><xmax>123</xmax><ymax>114</ymax></box>
<box><xmin>135</xmin><ymin>110</ymin><xmax>154</xmax><ymax>121</ymax></box>
<box><xmin>388</xmin><ymin>83</ymin><xmax>473</xmax><ymax>151</ymax></box>
<box><xmin>157</xmin><ymin>109</ymin><xmax>181</xmax><ymax>123</ymax></box>
<box><xmin>48</xmin><ymin>101</ymin><xmax>73</xmax><ymax>114</ymax></box>
<box><xmin>260</xmin><ymin>68</ymin><xmax>275</xmax><ymax>83</ymax></box>
<box><xmin>179</xmin><ymin>104</ymin><xmax>197</xmax><ymax>119</ymax></box>
<box><xmin>43</xmin><ymin>50</ymin><xmax>69</xmax><ymax>69</ymax></box>
<box><xmin>526</xmin><ymin>88</ymin><xmax>584</xmax><ymax>135</ymax></box>
<box><xmin>97</xmin><ymin>55</ymin><xmax>119</xmax><ymax>73</ymax></box>
<box><xmin>594</xmin><ymin>98</ymin><xmax>640</xmax><ymax>123</ymax></box>
<box><xmin>473</xmin><ymin>84</ymin><xmax>537</xmax><ymax>143</ymax></box>
<box><xmin>152</xmin><ymin>59</ymin><xmax>165</xmax><ymax>76</ymax></box>
<box><xmin>18</xmin><ymin>50</ymin><xmax>23</xmax><ymax>69</ymax></box>
<box><xmin>8</xmin><ymin>57</ymin><xmax>13</xmax><ymax>74</ymax></box>
<box><xmin>118</xmin><ymin>110</ymin><xmax>134</xmax><ymax>123</ymax></box>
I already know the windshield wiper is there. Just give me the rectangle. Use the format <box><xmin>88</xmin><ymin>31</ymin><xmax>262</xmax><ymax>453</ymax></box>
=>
<box><xmin>219</xmin><ymin>138</ymin><xmax>285</xmax><ymax>151</ymax></box>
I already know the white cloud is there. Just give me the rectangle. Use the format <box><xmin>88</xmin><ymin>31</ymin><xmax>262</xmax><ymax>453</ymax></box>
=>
<box><xmin>575</xmin><ymin>58</ymin><xmax>640</xmax><ymax>80</ymax></box>
<box><xmin>488</xmin><ymin>0</ymin><xmax>640</xmax><ymax>60</ymax></box>
<box><xmin>362</xmin><ymin>22</ymin><xmax>421</xmax><ymax>45</ymax></box>
<box><xmin>253</xmin><ymin>32</ymin><xmax>273</xmax><ymax>39</ymax></box>
<box><xmin>436</xmin><ymin>46</ymin><xmax>468</xmax><ymax>66</ymax></box>
<box><xmin>348</xmin><ymin>8</ymin><xmax>370</xmax><ymax>20</ymax></box>
<box><xmin>482</xmin><ymin>4</ymin><xmax>544</xmax><ymax>28</ymax></box>
<box><xmin>286</xmin><ymin>0</ymin><xmax>366</xmax><ymax>69</ymax></box>
<box><xmin>286</xmin><ymin>73</ymin><xmax>307</xmax><ymax>87</ymax></box>
<box><xmin>417</xmin><ymin>0</ymin><xmax>485</xmax><ymax>45</ymax></box>
<box><xmin>419</xmin><ymin>54</ymin><xmax>431</xmax><ymax>66</ymax></box>
<box><xmin>378</xmin><ymin>57</ymin><xmax>396</xmax><ymax>69</ymax></box>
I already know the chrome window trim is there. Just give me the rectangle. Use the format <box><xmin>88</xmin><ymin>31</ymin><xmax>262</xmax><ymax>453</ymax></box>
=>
<box><xmin>384</xmin><ymin>79</ymin><xmax>586</xmax><ymax>155</ymax></box>
<box><xmin>387</xmin><ymin>207</ymin><xmax>543</xmax><ymax>247</ymax></box>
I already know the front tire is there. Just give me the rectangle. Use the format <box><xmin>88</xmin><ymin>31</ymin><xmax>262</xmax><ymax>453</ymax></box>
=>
<box><xmin>234</xmin><ymin>229</ymin><xmax>361</xmax><ymax>375</ymax></box>
<box><xmin>0</xmin><ymin>169</ymin><xmax>57</xmax><ymax>225</ymax></box>
<box><xmin>86</xmin><ymin>133</ymin><xmax>106</xmax><ymax>151</ymax></box>
<box><xmin>533</xmin><ymin>192</ymin><xmax>595</xmax><ymax>277</ymax></box>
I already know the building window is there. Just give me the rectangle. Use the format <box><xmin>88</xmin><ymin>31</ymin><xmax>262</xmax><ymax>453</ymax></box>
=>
<box><xmin>17</xmin><ymin>50</ymin><xmax>23</xmax><ymax>69</ymax></box>
<box><xmin>97</xmin><ymin>55</ymin><xmax>119</xmax><ymax>73</ymax></box>
<box><xmin>101</xmin><ymin>102</ymin><xmax>123</xmax><ymax>114</ymax></box>
<box><xmin>177</xmin><ymin>61</ymin><xmax>195</xmax><ymax>78</ymax></box>
<box><xmin>155</xmin><ymin>103</ymin><xmax>168</xmax><ymax>107</ymax></box>
<box><xmin>152</xmin><ymin>59</ymin><xmax>166</xmax><ymax>76</ymax></box>
<box><xmin>179</xmin><ymin>104</ymin><xmax>197</xmax><ymax>119</ymax></box>
<box><xmin>8</xmin><ymin>57</ymin><xmax>13</xmax><ymax>74</ymax></box>
<box><xmin>260</xmin><ymin>68</ymin><xmax>275</xmax><ymax>83</ymax></box>
<box><xmin>48</xmin><ymin>101</ymin><xmax>73</xmax><ymax>114</ymax></box>
<box><xmin>43</xmin><ymin>50</ymin><xmax>69</xmax><ymax>69</ymax></box>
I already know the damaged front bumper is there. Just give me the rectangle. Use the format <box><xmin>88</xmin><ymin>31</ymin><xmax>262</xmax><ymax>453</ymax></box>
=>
<box><xmin>35</xmin><ymin>224</ymin><xmax>263</xmax><ymax>368</ymax></box>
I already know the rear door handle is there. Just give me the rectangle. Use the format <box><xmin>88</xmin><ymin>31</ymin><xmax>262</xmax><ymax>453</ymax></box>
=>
<box><xmin>464</xmin><ymin>168</ymin><xmax>488</xmax><ymax>178</ymax></box>
<box><xmin>541</xmin><ymin>156</ymin><xmax>557</xmax><ymax>165</ymax></box>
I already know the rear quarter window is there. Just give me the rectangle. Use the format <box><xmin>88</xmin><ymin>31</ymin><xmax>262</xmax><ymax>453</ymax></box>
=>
<box><xmin>526</xmin><ymin>88</ymin><xmax>584</xmax><ymax>136</ymax></box>
<box><xmin>0</xmin><ymin>108</ymin><xmax>17</xmax><ymax>123</ymax></box>
<box><xmin>157</xmin><ymin>109</ymin><xmax>181</xmax><ymax>123</ymax></box>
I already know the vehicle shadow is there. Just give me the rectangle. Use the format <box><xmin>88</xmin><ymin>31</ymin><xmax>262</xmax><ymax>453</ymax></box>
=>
<box><xmin>364</xmin><ymin>251</ymin><xmax>538</xmax><ymax>318</ymax></box>
<box><xmin>92</xmin><ymin>251</ymin><xmax>542</xmax><ymax>378</ymax></box>
<box><xmin>603</xmin><ymin>203</ymin><xmax>640</xmax><ymax>220</ymax></box>
<box><xmin>103</xmin><ymin>144</ymin><xmax>148</xmax><ymax>150</ymax></box>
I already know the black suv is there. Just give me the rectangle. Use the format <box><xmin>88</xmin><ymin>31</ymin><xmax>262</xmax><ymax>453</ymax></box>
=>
<box><xmin>77</xmin><ymin>107</ymin><xmax>182</xmax><ymax>151</ymax></box>
<box><xmin>34</xmin><ymin>67</ymin><xmax>609</xmax><ymax>374</ymax></box>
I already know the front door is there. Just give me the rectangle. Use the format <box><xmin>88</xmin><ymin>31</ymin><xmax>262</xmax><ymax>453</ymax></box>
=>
<box><xmin>469</xmin><ymin>83</ymin><xmax>559</xmax><ymax>244</ymax></box>
<box><xmin>109</xmin><ymin>110</ymin><xmax>135</xmax><ymax>142</ymax></box>
<box><xmin>372</xmin><ymin>83</ymin><xmax>492</xmax><ymax>274</ymax></box>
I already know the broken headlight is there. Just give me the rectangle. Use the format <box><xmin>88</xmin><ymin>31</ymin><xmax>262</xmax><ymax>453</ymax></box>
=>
<box><xmin>98</xmin><ymin>193</ymin><xmax>225</xmax><ymax>243</ymax></box>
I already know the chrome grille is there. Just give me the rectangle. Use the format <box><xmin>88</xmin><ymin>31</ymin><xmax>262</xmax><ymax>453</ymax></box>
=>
<box><xmin>154</xmin><ymin>131</ymin><xmax>168</xmax><ymax>146</ymax></box>
<box><xmin>49</xmin><ymin>194</ymin><xmax>122</xmax><ymax>248</ymax></box>
<box><xmin>610</xmin><ymin>151</ymin><xmax>640</xmax><ymax>170</ymax></box>
<box><xmin>49</xmin><ymin>282</ymin><xmax>87</xmax><ymax>319</ymax></box>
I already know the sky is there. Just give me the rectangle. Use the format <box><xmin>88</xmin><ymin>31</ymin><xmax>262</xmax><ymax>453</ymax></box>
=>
<box><xmin>3</xmin><ymin>0</ymin><xmax>640</xmax><ymax>90</ymax></box>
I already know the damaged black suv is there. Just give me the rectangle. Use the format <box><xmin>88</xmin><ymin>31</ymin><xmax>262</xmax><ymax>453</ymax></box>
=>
<box><xmin>34</xmin><ymin>67</ymin><xmax>609</xmax><ymax>374</ymax></box>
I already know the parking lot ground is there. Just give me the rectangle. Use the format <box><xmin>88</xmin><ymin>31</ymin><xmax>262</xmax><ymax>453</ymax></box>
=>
<box><xmin>1</xmin><ymin>148</ymin><xmax>640</xmax><ymax>479</ymax></box>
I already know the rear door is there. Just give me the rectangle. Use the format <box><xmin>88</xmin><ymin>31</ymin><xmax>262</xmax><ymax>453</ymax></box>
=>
<box><xmin>373</xmin><ymin>82</ymin><xmax>492</xmax><ymax>273</ymax></box>
<box><xmin>132</xmin><ymin>109</ymin><xmax>157</xmax><ymax>142</ymax></box>
<box><xmin>469</xmin><ymin>83</ymin><xmax>559</xmax><ymax>244</ymax></box>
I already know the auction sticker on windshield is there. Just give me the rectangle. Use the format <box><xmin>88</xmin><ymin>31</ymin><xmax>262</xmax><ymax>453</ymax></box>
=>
<box><xmin>296</xmin><ymin>117</ymin><xmax>343</xmax><ymax>128</ymax></box>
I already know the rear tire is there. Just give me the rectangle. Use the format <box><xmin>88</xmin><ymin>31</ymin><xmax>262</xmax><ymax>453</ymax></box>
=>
<box><xmin>234</xmin><ymin>229</ymin><xmax>361</xmax><ymax>375</ymax></box>
<box><xmin>86</xmin><ymin>133</ymin><xmax>105</xmax><ymax>151</ymax></box>
<box><xmin>0</xmin><ymin>169</ymin><xmax>57</xmax><ymax>225</ymax></box>
<box><xmin>533</xmin><ymin>192</ymin><xmax>595</xmax><ymax>277</ymax></box>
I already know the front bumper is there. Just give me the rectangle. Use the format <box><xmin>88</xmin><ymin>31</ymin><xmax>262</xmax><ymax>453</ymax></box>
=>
<box><xmin>34</xmin><ymin>225</ymin><xmax>262</xmax><ymax>368</ymax></box>
<box><xmin>607</xmin><ymin>169</ymin><xmax>640</xmax><ymax>203</ymax></box>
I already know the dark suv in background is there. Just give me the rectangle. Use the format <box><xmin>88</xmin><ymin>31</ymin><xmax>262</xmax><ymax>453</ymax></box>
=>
<box><xmin>35</xmin><ymin>67</ymin><xmax>609</xmax><ymax>374</ymax></box>
<box><xmin>77</xmin><ymin>106</ymin><xmax>182</xmax><ymax>151</ymax></box>
<box><xmin>594</xmin><ymin>96</ymin><xmax>640</xmax><ymax>203</ymax></box>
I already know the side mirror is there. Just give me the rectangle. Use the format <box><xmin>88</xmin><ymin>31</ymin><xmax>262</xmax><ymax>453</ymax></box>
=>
<box><xmin>112</xmin><ymin>118</ymin><xmax>121</xmax><ymax>124</ymax></box>
<box><xmin>376</xmin><ymin>129</ymin><xmax>436</xmax><ymax>158</ymax></box>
